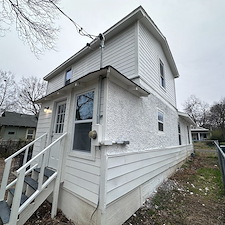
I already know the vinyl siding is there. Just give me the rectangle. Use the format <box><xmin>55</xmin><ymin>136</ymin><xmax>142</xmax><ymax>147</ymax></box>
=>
<box><xmin>63</xmin><ymin>153</ymin><xmax>101</xmax><ymax>204</ymax></box>
<box><xmin>106</xmin><ymin>145</ymin><xmax>193</xmax><ymax>204</ymax></box>
<box><xmin>46</xmin><ymin>24</ymin><xmax>137</xmax><ymax>95</ymax></box>
<box><xmin>104</xmin><ymin>79</ymin><xmax>193</xmax><ymax>205</ymax></box>
<box><xmin>32</xmin><ymin>102</ymin><xmax>53</xmax><ymax>156</ymax></box>
<box><xmin>138</xmin><ymin>22</ymin><xmax>176</xmax><ymax>107</ymax></box>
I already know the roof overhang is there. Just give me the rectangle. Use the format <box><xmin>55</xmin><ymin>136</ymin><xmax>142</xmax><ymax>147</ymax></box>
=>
<box><xmin>36</xmin><ymin>66</ymin><xmax>149</xmax><ymax>103</ymax></box>
<box><xmin>178</xmin><ymin>111</ymin><xmax>196</xmax><ymax>126</ymax></box>
<box><xmin>191</xmin><ymin>127</ymin><xmax>210</xmax><ymax>132</ymax></box>
<box><xmin>44</xmin><ymin>6</ymin><xmax>179</xmax><ymax>81</ymax></box>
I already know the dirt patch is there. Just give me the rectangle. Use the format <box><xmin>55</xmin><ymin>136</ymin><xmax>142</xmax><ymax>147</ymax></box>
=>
<box><xmin>123</xmin><ymin>150</ymin><xmax>225</xmax><ymax>225</ymax></box>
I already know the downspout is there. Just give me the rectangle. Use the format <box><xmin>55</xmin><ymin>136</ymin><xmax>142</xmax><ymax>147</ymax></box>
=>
<box><xmin>97</xmin><ymin>33</ymin><xmax>105</xmax><ymax>124</ymax></box>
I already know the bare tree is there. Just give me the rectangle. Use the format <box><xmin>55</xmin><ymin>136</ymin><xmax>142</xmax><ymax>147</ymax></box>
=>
<box><xmin>18</xmin><ymin>76</ymin><xmax>47</xmax><ymax>115</ymax></box>
<box><xmin>209</xmin><ymin>98</ymin><xmax>225</xmax><ymax>140</ymax></box>
<box><xmin>0</xmin><ymin>0</ymin><xmax>60</xmax><ymax>55</ymax></box>
<box><xmin>0</xmin><ymin>70</ymin><xmax>17</xmax><ymax>113</ymax></box>
<box><xmin>183</xmin><ymin>95</ymin><xmax>209</xmax><ymax>127</ymax></box>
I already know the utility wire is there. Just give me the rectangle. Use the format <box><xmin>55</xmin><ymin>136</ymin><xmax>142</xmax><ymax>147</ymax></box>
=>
<box><xmin>49</xmin><ymin>1</ymin><xmax>98</xmax><ymax>40</ymax></box>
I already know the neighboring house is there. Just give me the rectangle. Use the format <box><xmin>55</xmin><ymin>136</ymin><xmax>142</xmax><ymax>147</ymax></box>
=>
<box><xmin>0</xmin><ymin>111</ymin><xmax>37</xmax><ymax>141</ymax></box>
<box><xmin>191</xmin><ymin>127</ymin><xmax>210</xmax><ymax>141</ymax></box>
<box><xmin>0</xmin><ymin>6</ymin><xmax>195</xmax><ymax>225</ymax></box>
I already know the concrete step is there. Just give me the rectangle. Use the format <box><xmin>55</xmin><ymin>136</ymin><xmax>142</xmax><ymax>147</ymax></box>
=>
<box><xmin>0</xmin><ymin>200</ymin><xmax>10</xmax><ymax>224</ymax></box>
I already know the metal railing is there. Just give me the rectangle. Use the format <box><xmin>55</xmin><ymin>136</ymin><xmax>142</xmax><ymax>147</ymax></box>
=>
<box><xmin>214</xmin><ymin>141</ymin><xmax>225</xmax><ymax>188</ymax></box>
<box><xmin>0</xmin><ymin>133</ymin><xmax>48</xmax><ymax>200</ymax></box>
<box><xmin>0</xmin><ymin>132</ymin><xmax>67</xmax><ymax>225</ymax></box>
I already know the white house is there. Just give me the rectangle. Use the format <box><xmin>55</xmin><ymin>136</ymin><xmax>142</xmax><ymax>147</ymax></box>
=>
<box><xmin>0</xmin><ymin>6</ymin><xmax>195</xmax><ymax>225</ymax></box>
<box><xmin>191</xmin><ymin>127</ymin><xmax>210</xmax><ymax>141</ymax></box>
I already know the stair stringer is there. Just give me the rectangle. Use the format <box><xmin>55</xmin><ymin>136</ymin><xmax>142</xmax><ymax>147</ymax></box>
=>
<box><xmin>16</xmin><ymin>180</ymin><xmax>55</xmax><ymax>225</ymax></box>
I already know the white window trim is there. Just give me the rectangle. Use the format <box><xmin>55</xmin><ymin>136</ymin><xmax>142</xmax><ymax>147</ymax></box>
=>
<box><xmin>26</xmin><ymin>128</ymin><xmax>35</xmax><ymax>139</ymax></box>
<box><xmin>157</xmin><ymin>109</ymin><xmax>164</xmax><ymax>133</ymax></box>
<box><xmin>159</xmin><ymin>59</ymin><xmax>166</xmax><ymax>90</ymax></box>
<box><xmin>54</xmin><ymin>101</ymin><xmax>67</xmax><ymax>134</ymax></box>
<box><xmin>178</xmin><ymin>122</ymin><xmax>182</xmax><ymax>145</ymax></box>
<box><xmin>69</xmin><ymin>88</ymin><xmax>98</xmax><ymax>161</ymax></box>
<box><xmin>65</xmin><ymin>68</ymin><xmax>72</xmax><ymax>85</ymax></box>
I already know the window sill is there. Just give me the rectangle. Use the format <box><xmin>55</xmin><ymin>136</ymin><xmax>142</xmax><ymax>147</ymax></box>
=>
<box><xmin>69</xmin><ymin>149</ymin><xmax>96</xmax><ymax>161</ymax></box>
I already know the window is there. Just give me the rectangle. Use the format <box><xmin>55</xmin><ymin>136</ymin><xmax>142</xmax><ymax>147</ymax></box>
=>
<box><xmin>8</xmin><ymin>131</ymin><xmax>15</xmax><ymax>135</ymax></box>
<box><xmin>160</xmin><ymin>60</ymin><xmax>165</xmax><ymax>88</ymax></box>
<box><xmin>26</xmin><ymin>129</ymin><xmax>35</xmax><ymax>140</ymax></box>
<box><xmin>55</xmin><ymin>102</ymin><xmax>66</xmax><ymax>133</ymax></box>
<box><xmin>158</xmin><ymin>110</ymin><xmax>164</xmax><ymax>132</ymax></box>
<box><xmin>178</xmin><ymin>122</ymin><xmax>182</xmax><ymax>145</ymax></box>
<box><xmin>65</xmin><ymin>69</ymin><xmax>72</xmax><ymax>85</ymax></box>
<box><xmin>73</xmin><ymin>91</ymin><xmax>94</xmax><ymax>152</ymax></box>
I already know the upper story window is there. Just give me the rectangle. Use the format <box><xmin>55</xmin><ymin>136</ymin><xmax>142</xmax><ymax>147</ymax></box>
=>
<box><xmin>158</xmin><ymin>110</ymin><xmax>164</xmax><ymax>132</ymax></box>
<box><xmin>160</xmin><ymin>60</ymin><xmax>165</xmax><ymax>88</ymax></box>
<box><xmin>65</xmin><ymin>69</ymin><xmax>72</xmax><ymax>86</ymax></box>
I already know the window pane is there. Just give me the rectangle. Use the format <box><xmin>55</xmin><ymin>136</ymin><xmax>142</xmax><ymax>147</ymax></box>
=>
<box><xmin>160</xmin><ymin>62</ymin><xmax>164</xmax><ymax>76</ymax></box>
<box><xmin>27</xmin><ymin>129</ymin><xmax>34</xmax><ymax>134</ymax></box>
<box><xmin>73</xmin><ymin>122</ymin><xmax>92</xmax><ymax>152</ymax></box>
<box><xmin>158</xmin><ymin>111</ymin><xmax>164</xmax><ymax>122</ymax></box>
<box><xmin>158</xmin><ymin>122</ymin><xmax>163</xmax><ymax>131</ymax></box>
<box><xmin>76</xmin><ymin>91</ymin><xmax>94</xmax><ymax>120</ymax></box>
<box><xmin>55</xmin><ymin>103</ymin><xmax>66</xmax><ymax>133</ymax></box>
<box><xmin>66</xmin><ymin>69</ymin><xmax>72</xmax><ymax>81</ymax></box>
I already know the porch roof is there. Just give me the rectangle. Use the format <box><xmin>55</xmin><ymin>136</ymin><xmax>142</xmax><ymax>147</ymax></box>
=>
<box><xmin>178</xmin><ymin>111</ymin><xmax>196</xmax><ymax>126</ymax></box>
<box><xmin>36</xmin><ymin>66</ymin><xmax>150</xmax><ymax>103</ymax></box>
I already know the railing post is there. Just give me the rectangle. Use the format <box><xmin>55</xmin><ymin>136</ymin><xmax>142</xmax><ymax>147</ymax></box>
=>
<box><xmin>214</xmin><ymin>141</ymin><xmax>225</xmax><ymax>189</ymax></box>
<box><xmin>51</xmin><ymin>136</ymin><xmax>65</xmax><ymax>218</ymax></box>
<box><xmin>38</xmin><ymin>152</ymin><xmax>48</xmax><ymax>191</ymax></box>
<box><xmin>9</xmin><ymin>167</ymin><xmax>26</xmax><ymax>225</ymax></box>
<box><xmin>0</xmin><ymin>159</ymin><xmax>12</xmax><ymax>201</ymax></box>
<box><xmin>38</xmin><ymin>134</ymin><xmax>47</xmax><ymax>167</ymax></box>
<box><xmin>22</xmin><ymin>147</ymin><xmax>29</xmax><ymax>166</ymax></box>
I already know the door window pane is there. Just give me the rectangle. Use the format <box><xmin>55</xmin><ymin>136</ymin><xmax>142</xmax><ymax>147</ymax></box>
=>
<box><xmin>73</xmin><ymin>122</ymin><xmax>92</xmax><ymax>152</ymax></box>
<box><xmin>55</xmin><ymin>102</ymin><xmax>66</xmax><ymax>133</ymax></box>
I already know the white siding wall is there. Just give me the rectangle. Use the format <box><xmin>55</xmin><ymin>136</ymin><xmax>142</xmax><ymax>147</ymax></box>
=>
<box><xmin>46</xmin><ymin>72</ymin><xmax>64</xmax><ymax>95</ymax></box>
<box><xmin>63</xmin><ymin>153</ymin><xmax>101</xmax><ymax>205</ymax></box>
<box><xmin>179</xmin><ymin>117</ymin><xmax>192</xmax><ymax>146</ymax></box>
<box><xmin>106</xmin><ymin>145</ymin><xmax>193</xmax><ymax>205</ymax></box>
<box><xmin>59</xmin><ymin>85</ymin><xmax>101</xmax><ymax>205</ymax></box>
<box><xmin>33</xmin><ymin>101</ymin><xmax>54</xmax><ymax>156</ymax></box>
<box><xmin>138</xmin><ymin>22</ymin><xmax>177</xmax><ymax>107</ymax></box>
<box><xmin>104</xmin><ymin>80</ymin><xmax>193</xmax><ymax>205</ymax></box>
<box><xmin>47</xmin><ymin>24</ymin><xmax>137</xmax><ymax>95</ymax></box>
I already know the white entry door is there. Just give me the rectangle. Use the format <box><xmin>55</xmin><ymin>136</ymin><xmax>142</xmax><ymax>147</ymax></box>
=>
<box><xmin>48</xmin><ymin>101</ymin><xmax>66</xmax><ymax>170</ymax></box>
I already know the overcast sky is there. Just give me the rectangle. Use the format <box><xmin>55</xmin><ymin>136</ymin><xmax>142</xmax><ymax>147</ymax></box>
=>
<box><xmin>1</xmin><ymin>0</ymin><xmax>224</xmax><ymax>110</ymax></box>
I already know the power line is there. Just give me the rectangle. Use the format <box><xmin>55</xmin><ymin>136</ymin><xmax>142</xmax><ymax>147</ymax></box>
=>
<box><xmin>49</xmin><ymin>1</ymin><xmax>98</xmax><ymax>40</ymax></box>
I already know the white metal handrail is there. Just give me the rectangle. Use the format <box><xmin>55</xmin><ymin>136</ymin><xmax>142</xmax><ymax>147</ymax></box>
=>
<box><xmin>214</xmin><ymin>141</ymin><xmax>225</xmax><ymax>188</ymax></box>
<box><xmin>0</xmin><ymin>133</ymin><xmax>47</xmax><ymax>201</ymax></box>
<box><xmin>8</xmin><ymin>132</ymin><xmax>67</xmax><ymax>225</ymax></box>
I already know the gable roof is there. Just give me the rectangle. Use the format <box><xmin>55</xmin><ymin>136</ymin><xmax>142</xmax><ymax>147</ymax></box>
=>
<box><xmin>0</xmin><ymin>111</ymin><xmax>37</xmax><ymax>128</ymax></box>
<box><xmin>44</xmin><ymin>6</ymin><xmax>179</xmax><ymax>81</ymax></box>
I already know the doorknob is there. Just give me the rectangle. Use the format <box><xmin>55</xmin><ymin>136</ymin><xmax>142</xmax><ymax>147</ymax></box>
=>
<box><xmin>89</xmin><ymin>130</ymin><xmax>97</xmax><ymax>139</ymax></box>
